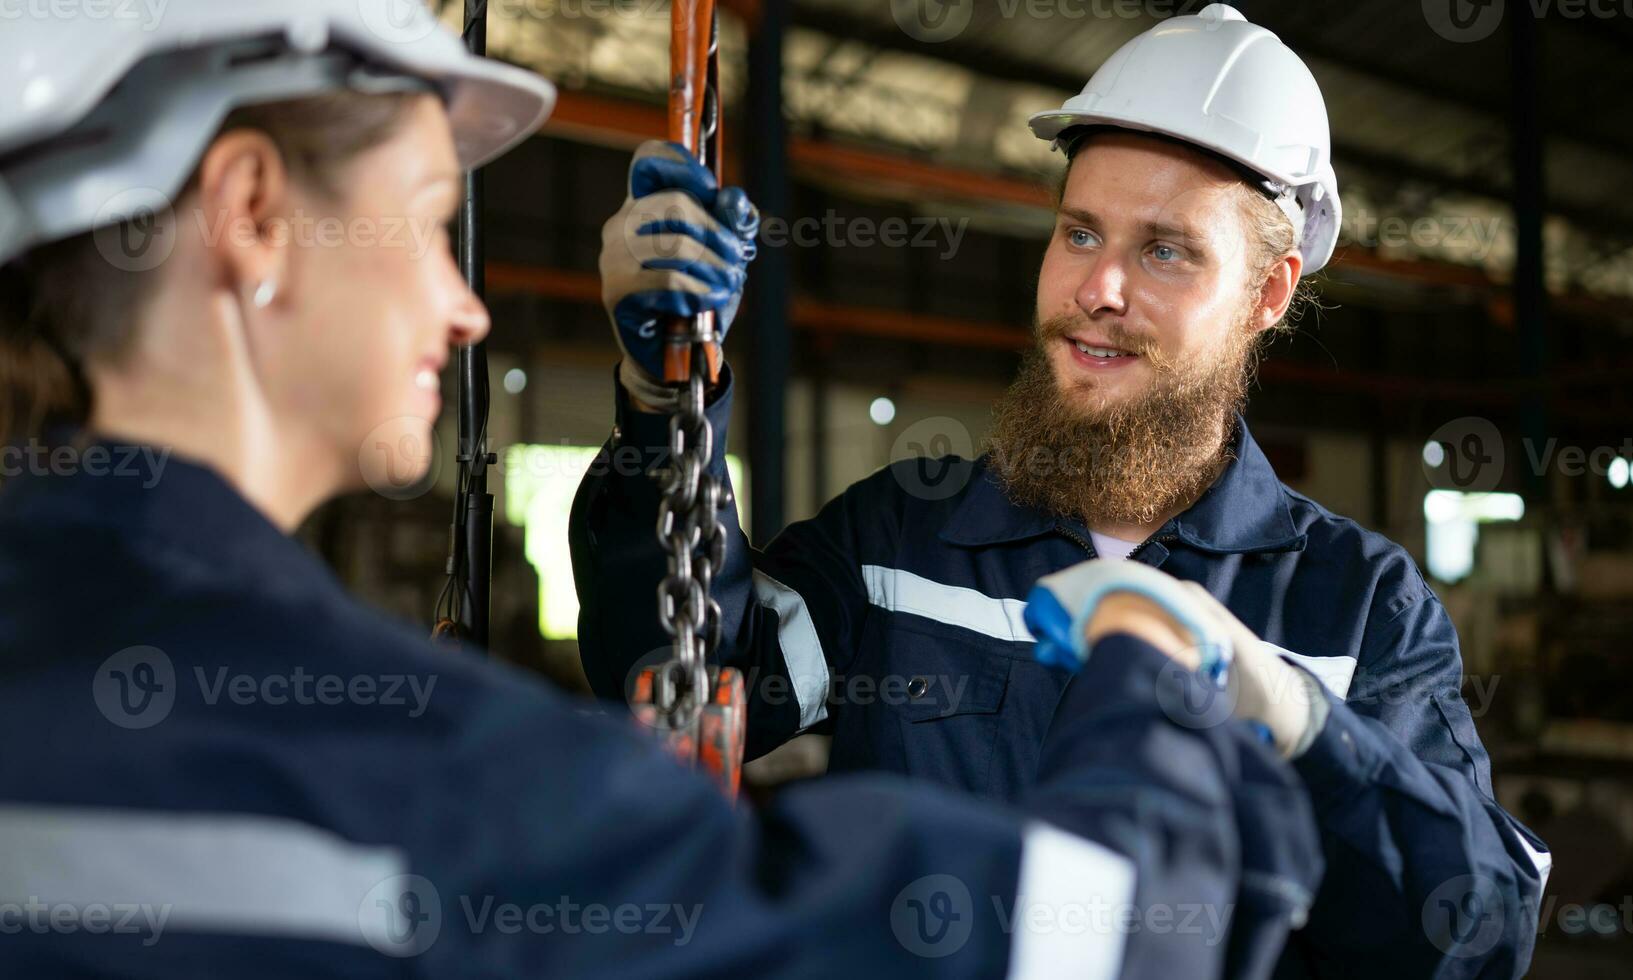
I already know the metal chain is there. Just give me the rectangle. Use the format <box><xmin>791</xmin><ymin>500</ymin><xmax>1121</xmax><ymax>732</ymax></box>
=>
<box><xmin>652</xmin><ymin>14</ymin><xmax>725</xmax><ymax>731</ymax></box>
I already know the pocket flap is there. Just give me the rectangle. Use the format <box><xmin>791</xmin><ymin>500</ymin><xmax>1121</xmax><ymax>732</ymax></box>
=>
<box><xmin>888</xmin><ymin>627</ymin><xmax>1011</xmax><ymax>722</ymax></box>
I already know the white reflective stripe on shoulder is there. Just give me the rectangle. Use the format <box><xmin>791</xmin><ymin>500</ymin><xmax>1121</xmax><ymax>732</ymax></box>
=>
<box><xmin>1263</xmin><ymin>642</ymin><xmax>1358</xmax><ymax>699</ymax></box>
<box><xmin>862</xmin><ymin>565</ymin><xmax>1034</xmax><ymax>644</ymax></box>
<box><xmin>751</xmin><ymin>570</ymin><xmax>831</xmax><ymax>730</ymax></box>
<box><xmin>0</xmin><ymin>805</ymin><xmax>407</xmax><ymax>949</ymax></box>
<box><xmin>1007</xmin><ymin>821</ymin><xmax>1135</xmax><ymax>980</ymax></box>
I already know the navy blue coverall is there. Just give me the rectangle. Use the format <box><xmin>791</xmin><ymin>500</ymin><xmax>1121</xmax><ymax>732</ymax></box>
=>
<box><xmin>0</xmin><ymin>436</ymin><xmax>1319</xmax><ymax>978</ymax></box>
<box><xmin>571</xmin><ymin>373</ymin><xmax>1553</xmax><ymax>978</ymax></box>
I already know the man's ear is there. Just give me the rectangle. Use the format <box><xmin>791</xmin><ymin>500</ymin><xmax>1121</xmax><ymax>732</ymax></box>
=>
<box><xmin>1252</xmin><ymin>251</ymin><xmax>1303</xmax><ymax>334</ymax></box>
<box><xmin>193</xmin><ymin>130</ymin><xmax>291</xmax><ymax>301</ymax></box>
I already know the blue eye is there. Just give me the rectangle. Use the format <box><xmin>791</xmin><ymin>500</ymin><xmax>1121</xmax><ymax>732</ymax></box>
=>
<box><xmin>1068</xmin><ymin>229</ymin><xmax>1095</xmax><ymax>248</ymax></box>
<box><xmin>1152</xmin><ymin>244</ymin><xmax>1180</xmax><ymax>262</ymax></box>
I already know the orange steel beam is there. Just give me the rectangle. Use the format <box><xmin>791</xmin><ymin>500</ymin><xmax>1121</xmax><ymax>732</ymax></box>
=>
<box><xmin>544</xmin><ymin>92</ymin><xmax>1050</xmax><ymax>209</ymax></box>
<box><xmin>786</xmin><ymin>141</ymin><xmax>1052</xmax><ymax>210</ymax></box>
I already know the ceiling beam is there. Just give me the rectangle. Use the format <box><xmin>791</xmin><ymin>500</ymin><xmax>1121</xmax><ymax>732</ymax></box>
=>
<box><xmin>786</xmin><ymin>2</ymin><xmax>1633</xmax><ymax>239</ymax></box>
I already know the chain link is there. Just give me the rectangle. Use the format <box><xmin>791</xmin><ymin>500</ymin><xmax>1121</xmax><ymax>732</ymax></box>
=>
<box><xmin>652</xmin><ymin>10</ymin><xmax>725</xmax><ymax>732</ymax></box>
<box><xmin>653</xmin><ymin>339</ymin><xmax>728</xmax><ymax>728</ymax></box>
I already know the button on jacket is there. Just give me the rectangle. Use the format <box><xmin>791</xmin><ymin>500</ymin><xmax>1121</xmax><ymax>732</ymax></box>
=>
<box><xmin>572</xmin><ymin>373</ymin><xmax>1552</xmax><ymax>978</ymax></box>
<box><xmin>0</xmin><ymin>435</ymin><xmax>1318</xmax><ymax>979</ymax></box>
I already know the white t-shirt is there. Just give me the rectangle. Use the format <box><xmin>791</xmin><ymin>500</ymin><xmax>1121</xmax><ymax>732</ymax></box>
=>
<box><xmin>1089</xmin><ymin>530</ymin><xmax>1141</xmax><ymax>561</ymax></box>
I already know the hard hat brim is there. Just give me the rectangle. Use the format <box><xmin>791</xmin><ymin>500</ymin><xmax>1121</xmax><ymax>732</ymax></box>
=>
<box><xmin>442</xmin><ymin>57</ymin><xmax>558</xmax><ymax>171</ymax></box>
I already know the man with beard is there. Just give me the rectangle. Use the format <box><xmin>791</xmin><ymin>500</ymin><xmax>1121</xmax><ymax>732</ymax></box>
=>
<box><xmin>573</xmin><ymin>5</ymin><xmax>1546</xmax><ymax>975</ymax></box>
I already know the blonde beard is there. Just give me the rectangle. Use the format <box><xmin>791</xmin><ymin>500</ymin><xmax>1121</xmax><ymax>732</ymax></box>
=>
<box><xmin>985</xmin><ymin>311</ymin><xmax>1262</xmax><ymax>528</ymax></box>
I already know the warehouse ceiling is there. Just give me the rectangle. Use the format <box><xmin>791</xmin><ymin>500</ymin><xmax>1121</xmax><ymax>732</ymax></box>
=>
<box><xmin>432</xmin><ymin>0</ymin><xmax>1633</xmax><ymax>301</ymax></box>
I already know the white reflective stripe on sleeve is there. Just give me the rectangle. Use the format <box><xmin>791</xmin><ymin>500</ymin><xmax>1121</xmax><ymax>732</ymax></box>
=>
<box><xmin>1263</xmin><ymin>642</ymin><xmax>1358</xmax><ymax>699</ymax></box>
<box><xmin>751</xmin><ymin>570</ymin><xmax>831</xmax><ymax>730</ymax></box>
<box><xmin>1007</xmin><ymin>821</ymin><xmax>1135</xmax><ymax>980</ymax></box>
<box><xmin>0</xmin><ymin>805</ymin><xmax>407</xmax><ymax>949</ymax></box>
<box><xmin>862</xmin><ymin>565</ymin><xmax>1034</xmax><ymax>643</ymax></box>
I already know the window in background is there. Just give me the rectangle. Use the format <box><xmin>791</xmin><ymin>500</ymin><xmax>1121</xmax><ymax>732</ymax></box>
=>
<box><xmin>1424</xmin><ymin>490</ymin><xmax>1526</xmax><ymax>584</ymax></box>
<box><xmin>505</xmin><ymin>445</ymin><xmax>749</xmax><ymax>640</ymax></box>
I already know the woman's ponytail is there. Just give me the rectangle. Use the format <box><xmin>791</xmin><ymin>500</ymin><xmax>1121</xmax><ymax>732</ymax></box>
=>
<box><xmin>0</xmin><ymin>257</ymin><xmax>90</xmax><ymax>444</ymax></box>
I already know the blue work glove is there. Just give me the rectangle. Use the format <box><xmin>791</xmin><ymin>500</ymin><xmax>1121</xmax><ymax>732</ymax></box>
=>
<box><xmin>599</xmin><ymin>140</ymin><xmax>759</xmax><ymax>410</ymax></box>
<box><xmin>1025</xmin><ymin>560</ymin><xmax>1328</xmax><ymax>757</ymax></box>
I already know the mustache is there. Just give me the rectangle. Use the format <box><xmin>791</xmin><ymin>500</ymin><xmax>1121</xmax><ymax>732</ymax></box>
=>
<box><xmin>1035</xmin><ymin>313</ymin><xmax>1165</xmax><ymax>366</ymax></box>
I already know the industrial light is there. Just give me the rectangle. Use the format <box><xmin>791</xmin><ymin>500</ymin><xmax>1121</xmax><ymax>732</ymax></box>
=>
<box><xmin>1610</xmin><ymin>456</ymin><xmax>1630</xmax><ymax>489</ymax></box>
<box><xmin>1421</xmin><ymin>440</ymin><xmax>1446</xmax><ymax>468</ymax></box>
<box><xmin>502</xmin><ymin>368</ymin><xmax>528</xmax><ymax>395</ymax></box>
<box><xmin>869</xmin><ymin>397</ymin><xmax>897</xmax><ymax>426</ymax></box>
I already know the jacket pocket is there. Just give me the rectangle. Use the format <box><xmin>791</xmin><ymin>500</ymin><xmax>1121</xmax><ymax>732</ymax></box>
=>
<box><xmin>883</xmin><ymin>624</ymin><xmax>1012</xmax><ymax>797</ymax></box>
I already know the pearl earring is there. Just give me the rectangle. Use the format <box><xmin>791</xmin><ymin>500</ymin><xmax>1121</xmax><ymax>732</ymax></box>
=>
<box><xmin>252</xmin><ymin>279</ymin><xmax>277</xmax><ymax>309</ymax></box>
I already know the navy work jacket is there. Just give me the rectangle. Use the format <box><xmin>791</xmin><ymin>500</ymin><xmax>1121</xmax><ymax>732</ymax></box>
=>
<box><xmin>572</xmin><ymin>373</ymin><xmax>1552</xmax><ymax>978</ymax></box>
<box><xmin>0</xmin><ymin>434</ymin><xmax>1321</xmax><ymax>979</ymax></box>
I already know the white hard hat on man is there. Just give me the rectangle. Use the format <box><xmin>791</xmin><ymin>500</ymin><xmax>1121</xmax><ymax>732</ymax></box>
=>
<box><xmin>1030</xmin><ymin>3</ymin><xmax>1340</xmax><ymax>274</ymax></box>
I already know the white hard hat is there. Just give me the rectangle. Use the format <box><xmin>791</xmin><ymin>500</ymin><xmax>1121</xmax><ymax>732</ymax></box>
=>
<box><xmin>0</xmin><ymin>0</ymin><xmax>556</xmax><ymax>268</ymax></box>
<box><xmin>1030</xmin><ymin>3</ymin><xmax>1340</xmax><ymax>274</ymax></box>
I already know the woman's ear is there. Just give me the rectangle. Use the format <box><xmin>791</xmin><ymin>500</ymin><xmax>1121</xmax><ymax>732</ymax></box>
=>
<box><xmin>194</xmin><ymin>130</ymin><xmax>291</xmax><ymax>304</ymax></box>
<box><xmin>1253</xmin><ymin>251</ymin><xmax>1303</xmax><ymax>334</ymax></box>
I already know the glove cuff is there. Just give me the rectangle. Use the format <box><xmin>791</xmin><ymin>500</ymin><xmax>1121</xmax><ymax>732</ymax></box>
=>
<box><xmin>618</xmin><ymin>359</ymin><xmax>681</xmax><ymax>414</ymax></box>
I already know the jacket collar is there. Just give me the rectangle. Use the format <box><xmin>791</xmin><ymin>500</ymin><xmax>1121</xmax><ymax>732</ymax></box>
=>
<box><xmin>0</xmin><ymin>430</ymin><xmax>334</xmax><ymax>583</ymax></box>
<box><xmin>940</xmin><ymin>415</ymin><xmax>1306</xmax><ymax>555</ymax></box>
